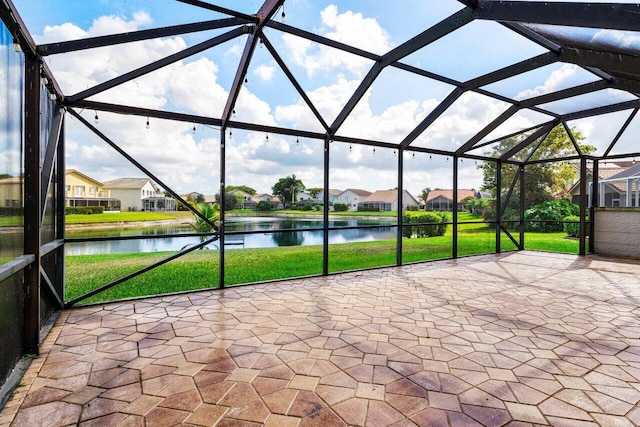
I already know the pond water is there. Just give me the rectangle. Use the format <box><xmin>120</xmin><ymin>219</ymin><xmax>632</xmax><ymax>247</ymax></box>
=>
<box><xmin>65</xmin><ymin>216</ymin><xmax>397</xmax><ymax>255</ymax></box>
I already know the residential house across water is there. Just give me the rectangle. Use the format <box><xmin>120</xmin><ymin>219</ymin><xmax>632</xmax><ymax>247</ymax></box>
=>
<box><xmin>103</xmin><ymin>178</ymin><xmax>176</xmax><ymax>212</ymax></box>
<box><xmin>64</xmin><ymin>169</ymin><xmax>120</xmax><ymax>211</ymax></box>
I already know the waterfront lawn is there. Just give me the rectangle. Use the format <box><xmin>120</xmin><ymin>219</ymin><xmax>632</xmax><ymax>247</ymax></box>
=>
<box><xmin>65</xmin><ymin>211</ymin><xmax>193</xmax><ymax>224</ymax></box>
<box><xmin>0</xmin><ymin>216</ymin><xmax>22</xmax><ymax>227</ymax></box>
<box><xmin>65</xmin><ymin>230</ymin><xmax>578</xmax><ymax>305</ymax></box>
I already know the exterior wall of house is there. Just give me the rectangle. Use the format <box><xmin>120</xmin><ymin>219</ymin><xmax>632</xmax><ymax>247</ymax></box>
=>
<box><xmin>106</xmin><ymin>182</ymin><xmax>156</xmax><ymax>211</ymax></box>
<box><xmin>594</xmin><ymin>208</ymin><xmax>640</xmax><ymax>258</ymax></box>
<box><xmin>401</xmin><ymin>192</ymin><xmax>419</xmax><ymax>210</ymax></box>
<box><xmin>425</xmin><ymin>196</ymin><xmax>452</xmax><ymax>211</ymax></box>
<box><xmin>297</xmin><ymin>192</ymin><xmax>314</xmax><ymax>202</ymax></box>
<box><xmin>107</xmin><ymin>188</ymin><xmax>141</xmax><ymax>211</ymax></box>
<box><xmin>0</xmin><ymin>179</ymin><xmax>21</xmax><ymax>207</ymax></box>
<box><xmin>337</xmin><ymin>191</ymin><xmax>366</xmax><ymax>211</ymax></box>
<box><xmin>318</xmin><ymin>191</ymin><xmax>338</xmax><ymax>204</ymax></box>
<box><xmin>65</xmin><ymin>172</ymin><xmax>108</xmax><ymax>199</ymax></box>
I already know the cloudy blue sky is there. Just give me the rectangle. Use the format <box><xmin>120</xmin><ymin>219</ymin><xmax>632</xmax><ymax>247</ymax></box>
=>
<box><xmin>11</xmin><ymin>0</ymin><xmax>640</xmax><ymax>196</ymax></box>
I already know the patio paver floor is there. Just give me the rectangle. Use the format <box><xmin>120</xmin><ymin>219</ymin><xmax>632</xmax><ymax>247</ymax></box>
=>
<box><xmin>2</xmin><ymin>251</ymin><xmax>640</xmax><ymax>426</ymax></box>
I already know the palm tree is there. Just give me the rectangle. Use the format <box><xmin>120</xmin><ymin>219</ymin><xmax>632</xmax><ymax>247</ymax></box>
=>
<box><xmin>272</xmin><ymin>174</ymin><xmax>305</xmax><ymax>207</ymax></box>
<box><xmin>188</xmin><ymin>202</ymin><xmax>219</xmax><ymax>244</ymax></box>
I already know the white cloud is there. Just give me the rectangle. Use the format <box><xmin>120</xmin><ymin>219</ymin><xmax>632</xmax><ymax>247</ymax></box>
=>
<box><xmin>414</xmin><ymin>92</ymin><xmax>512</xmax><ymax>151</ymax></box>
<box><xmin>592</xmin><ymin>29</ymin><xmax>640</xmax><ymax>50</ymax></box>
<box><xmin>33</xmin><ymin>8</ymin><xmax>504</xmax><ymax>195</ymax></box>
<box><xmin>515</xmin><ymin>64</ymin><xmax>579</xmax><ymax>100</ymax></box>
<box><xmin>254</xmin><ymin>64</ymin><xmax>276</xmax><ymax>82</ymax></box>
<box><xmin>281</xmin><ymin>4</ymin><xmax>392</xmax><ymax>78</ymax></box>
<box><xmin>320</xmin><ymin>5</ymin><xmax>392</xmax><ymax>54</ymax></box>
<box><xmin>276</xmin><ymin>77</ymin><xmax>359</xmax><ymax>128</ymax></box>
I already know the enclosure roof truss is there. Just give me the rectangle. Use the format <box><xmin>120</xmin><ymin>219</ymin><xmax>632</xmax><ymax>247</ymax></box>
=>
<box><xmin>2</xmin><ymin>0</ymin><xmax>635</xmax><ymax>163</ymax></box>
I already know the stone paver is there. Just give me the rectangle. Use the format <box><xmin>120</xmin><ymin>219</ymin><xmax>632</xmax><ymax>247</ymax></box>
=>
<box><xmin>2</xmin><ymin>251</ymin><xmax>640</xmax><ymax>426</ymax></box>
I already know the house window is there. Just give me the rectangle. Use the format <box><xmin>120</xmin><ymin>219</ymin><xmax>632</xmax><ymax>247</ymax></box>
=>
<box><xmin>74</xmin><ymin>186</ymin><xmax>85</xmax><ymax>196</ymax></box>
<box><xmin>90</xmin><ymin>186</ymin><xmax>98</xmax><ymax>194</ymax></box>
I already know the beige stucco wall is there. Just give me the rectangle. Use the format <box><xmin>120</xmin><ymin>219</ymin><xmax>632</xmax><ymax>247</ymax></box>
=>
<box><xmin>65</xmin><ymin>171</ymin><xmax>108</xmax><ymax>198</ymax></box>
<box><xmin>594</xmin><ymin>208</ymin><xmax>640</xmax><ymax>258</ymax></box>
<box><xmin>0</xmin><ymin>179</ymin><xmax>22</xmax><ymax>207</ymax></box>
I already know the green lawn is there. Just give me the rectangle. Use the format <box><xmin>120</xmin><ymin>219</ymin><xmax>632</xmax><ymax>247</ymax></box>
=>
<box><xmin>65</xmin><ymin>209</ymin><xmax>399</xmax><ymax>225</ymax></box>
<box><xmin>65</xmin><ymin>211</ymin><xmax>193</xmax><ymax>224</ymax></box>
<box><xmin>65</xmin><ymin>220</ymin><xmax>579</xmax><ymax>305</ymax></box>
<box><xmin>236</xmin><ymin>209</ymin><xmax>398</xmax><ymax>217</ymax></box>
<box><xmin>0</xmin><ymin>216</ymin><xmax>23</xmax><ymax>227</ymax></box>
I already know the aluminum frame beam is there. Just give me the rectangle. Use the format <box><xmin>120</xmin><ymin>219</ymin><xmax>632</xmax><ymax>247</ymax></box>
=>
<box><xmin>330</xmin><ymin>8</ymin><xmax>475</xmax><ymax>133</ymax></box>
<box><xmin>472</xmin><ymin>1</ymin><xmax>640</xmax><ymax>32</ymax></box>
<box><xmin>40</xmin><ymin>106</ymin><xmax>63</xmax><ymax>216</ymax></box>
<box><xmin>38</xmin><ymin>18</ymin><xmax>248</xmax><ymax>56</ymax></box>
<box><xmin>559</xmin><ymin>47</ymin><xmax>640</xmax><ymax>79</ymax></box>
<box><xmin>400</xmin><ymin>88</ymin><xmax>464</xmax><ymax>149</ymax></box>
<box><xmin>519</xmin><ymin>80</ymin><xmax>610</xmax><ymax>109</ymax></box>
<box><xmin>221</xmin><ymin>0</ymin><xmax>284</xmax><ymax>125</ymax></box>
<box><xmin>260</xmin><ymin>34</ymin><xmax>330</xmax><ymax>132</ymax></box>
<box><xmin>603</xmin><ymin>108</ymin><xmax>638</xmax><ymax>157</ymax></box>
<box><xmin>176</xmin><ymin>0</ymin><xmax>256</xmax><ymax>22</ymax></box>
<box><xmin>500</xmin><ymin>122</ymin><xmax>556</xmax><ymax>161</ymax></box>
<box><xmin>561</xmin><ymin>99</ymin><xmax>640</xmax><ymax>121</ymax></box>
<box><xmin>456</xmin><ymin>105</ymin><xmax>520</xmax><ymax>155</ymax></box>
<box><xmin>464</xmin><ymin>52</ymin><xmax>558</xmax><ymax>89</ymax></box>
<box><xmin>67</xmin><ymin>108</ymin><xmax>219</xmax><ymax>231</ymax></box>
<box><xmin>67</xmin><ymin>26</ymin><xmax>248</xmax><ymax>103</ymax></box>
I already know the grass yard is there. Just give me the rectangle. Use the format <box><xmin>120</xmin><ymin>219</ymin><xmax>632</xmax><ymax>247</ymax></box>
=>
<box><xmin>65</xmin><ymin>211</ymin><xmax>193</xmax><ymax>224</ymax></box>
<box><xmin>65</xmin><ymin>217</ymin><xmax>579</xmax><ymax>305</ymax></box>
<box><xmin>0</xmin><ymin>216</ymin><xmax>22</xmax><ymax>227</ymax></box>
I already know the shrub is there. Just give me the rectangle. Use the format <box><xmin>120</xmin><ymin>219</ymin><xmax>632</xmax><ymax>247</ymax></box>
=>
<box><xmin>65</xmin><ymin>206</ymin><xmax>105</xmax><ymax>215</ymax></box>
<box><xmin>0</xmin><ymin>206</ymin><xmax>22</xmax><ymax>216</ymax></box>
<box><xmin>357</xmin><ymin>206</ymin><xmax>379</xmax><ymax>212</ymax></box>
<box><xmin>334</xmin><ymin>203</ymin><xmax>348</xmax><ymax>212</ymax></box>
<box><xmin>301</xmin><ymin>202</ymin><xmax>314</xmax><ymax>211</ymax></box>
<box><xmin>524</xmin><ymin>200</ymin><xmax>578</xmax><ymax>232</ymax></box>
<box><xmin>436</xmin><ymin>212</ymin><xmax>448</xmax><ymax>237</ymax></box>
<box><xmin>563</xmin><ymin>215</ymin><xmax>581</xmax><ymax>238</ymax></box>
<box><xmin>256</xmin><ymin>200</ymin><xmax>272</xmax><ymax>211</ymax></box>
<box><xmin>402</xmin><ymin>212</ymin><xmax>447</xmax><ymax>238</ymax></box>
<box><xmin>405</xmin><ymin>205</ymin><xmax>418</xmax><ymax>211</ymax></box>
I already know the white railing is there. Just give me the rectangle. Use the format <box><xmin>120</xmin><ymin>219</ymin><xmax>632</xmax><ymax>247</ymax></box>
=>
<box><xmin>592</xmin><ymin>176</ymin><xmax>640</xmax><ymax>207</ymax></box>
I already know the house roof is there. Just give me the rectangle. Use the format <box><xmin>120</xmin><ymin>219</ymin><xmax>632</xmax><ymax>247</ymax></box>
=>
<box><xmin>65</xmin><ymin>169</ymin><xmax>104</xmax><ymax>186</ymax></box>
<box><xmin>608</xmin><ymin>162</ymin><xmax>640</xmax><ymax>181</ymax></box>
<box><xmin>568</xmin><ymin>162</ymin><xmax>635</xmax><ymax>195</ymax></box>
<box><xmin>365</xmin><ymin>189</ymin><xmax>418</xmax><ymax>204</ymax></box>
<box><xmin>340</xmin><ymin>188</ymin><xmax>372</xmax><ymax>197</ymax></box>
<box><xmin>102</xmin><ymin>178</ymin><xmax>153</xmax><ymax>189</ymax></box>
<box><xmin>426</xmin><ymin>189</ymin><xmax>476</xmax><ymax>203</ymax></box>
<box><xmin>228</xmin><ymin>189</ymin><xmax>252</xmax><ymax>197</ymax></box>
<box><xmin>203</xmin><ymin>195</ymin><xmax>216</xmax><ymax>203</ymax></box>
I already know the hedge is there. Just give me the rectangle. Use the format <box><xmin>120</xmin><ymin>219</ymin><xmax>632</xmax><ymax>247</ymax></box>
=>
<box><xmin>563</xmin><ymin>215</ymin><xmax>581</xmax><ymax>238</ymax></box>
<box><xmin>402</xmin><ymin>212</ymin><xmax>448</xmax><ymax>238</ymax></box>
<box><xmin>0</xmin><ymin>207</ymin><xmax>22</xmax><ymax>216</ymax></box>
<box><xmin>65</xmin><ymin>206</ymin><xmax>105</xmax><ymax>215</ymax></box>
<box><xmin>357</xmin><ymin>206</ymin><xmax>380</xmax><ymax>212</ymax></box>
<box><xmin>524</xmin><ymin>200</ymin><xmax>579</xmax><ymax>232</ymax></box>
<box><xmin>333</xmin><ymin>203</ymin><xmax>348</xmax><ymax>212</ymax></box>
<box><xmin>256</xmin><ymin>201</ymin><xmax>272</xmax><ymax>211</ymax></box>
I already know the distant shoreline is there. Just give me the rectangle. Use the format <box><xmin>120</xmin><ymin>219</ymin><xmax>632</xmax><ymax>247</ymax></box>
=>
<box><xmin>65</xmin><ymin>212</ymin><xmax>396</xmax><ymax>230</ymax></box>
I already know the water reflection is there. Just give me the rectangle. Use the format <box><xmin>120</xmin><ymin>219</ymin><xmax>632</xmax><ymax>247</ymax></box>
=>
<box><xmin>65</xmin><ymin>216</ymin><xmax>396</xmax><ymax>255</ymax></box>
